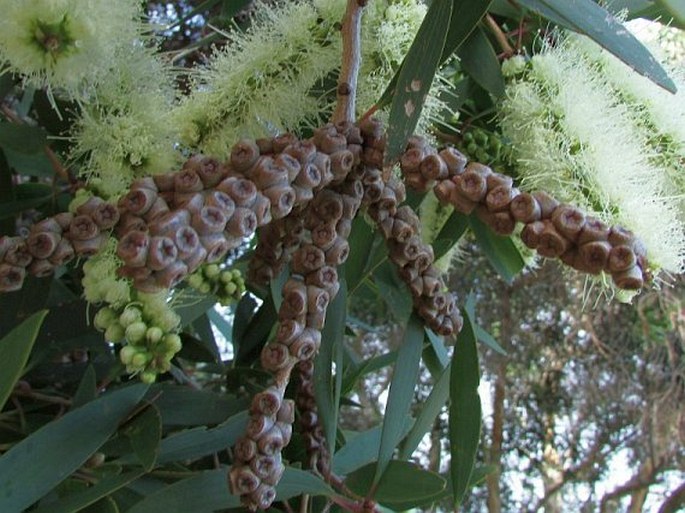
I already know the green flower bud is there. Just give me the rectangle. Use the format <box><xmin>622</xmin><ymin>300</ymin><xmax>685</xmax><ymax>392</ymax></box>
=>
<box><xmin>199</xmin><ymin>282</ymin><xmax>212</xmax><ymax>295</ymax></box>
<box><xmin>94</xmin><ymin>307</ymin><xmax>117</xmax><ymax>331</ymax></box>
<box><xmin>119</xmin><ymin>306</ymin><xmax>142</xmax><ymax>328</ymax></box>
<box><xmin>163</xmin><ymin>333</ymin><xmax>182</xmax><ymax>354</ymax></box>
<box><xmin>105</xmin><ymin>322</ymin><xmax>125</xmax><ymax>343</ymax></box>
<box><xmin>125</xmin><ymin>321</ymin><xmax>148</xmax><ymax>344</ymax></box>
<box><xmin>131</xmin><ymin>351</ymin><xmax>149</xmax><ymax>369</ymax></box>
<box><xmin>157</xmin><ymin>310</ymin><xmax>181</xmax><ymax>332</ymax></box>
<box><xmin>140</xmin><ymin>371</ymin><xmax>157</xmax><ymax>384</ymax></box>
<box><xmin>225</xmin><ymin>282</ymin><xmax>238</xmax><ymax>296</ymax></box>
<box><xmin>119</xmin><ymin>345</ymin><xmax>137</xmax><ymax>365</ymax></box>
<box><xmin>204</xmin><ymin>264</ymin><xmax>220</xmax><ymax>280</ymax></box>
<box><xmin>146</xmin><ymin>326</ymin><xmax>164</xmax><ymax>345</ymax></box>
<box><xmin>187</xmin><ymin>273</ymin><xmax>204</xmax><ymax>290</ymax></box>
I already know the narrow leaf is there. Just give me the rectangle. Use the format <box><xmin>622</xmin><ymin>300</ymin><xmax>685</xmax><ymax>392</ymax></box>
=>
<box><xmin>0</xmin><ymin>309</ymin><xmax>47</xmax><ymax>410</ymax></box>
<box><xmin>314</xmin><ymin>279</ymin><xmax>347</xmax><ymax>454</ymax></box>
<box><xmin>0</xmin><ymin>384</ymin><xmax>149</xmax><ymax>512</ymax></box>
<box><xmin>657</xmin><ymin>0</ymin><xmax>685</xmax><ymax>25</ymax></box>
<box><xmin>469</xmin><ymin>215</ymin><xmax>524</xmax><ymax>283</ymax></box>
<box><xmin>449</xmin><ymin>309</ymin><xmax>482</xmax><ymax>506</ymax></box>
<box><xmin>0</xmin><ymin>122</ymin><xmax>47</xmax><ymax>154</ymax></box>
<box><xmin>122</xmin><ymin>404</ymin><xmax>162</xmax><ymax>471</ymax></box>
<box><xmin>31</xmin><ymin>470</ymin><xmax>145</xmax><ymax>513</ymax></box>
<box><xmin>400</xmin><ymin>362</ymin><xmax>451</xmax><ymax>459</ymax></box>
<box><xmin>518</xmin><ymin>0</ymin><xmax>676</xmax><ymax>92</ymax></box>
<box><xmin>347</xmin><ymin>461</ymin><xmax>446</xmax><ymax>510</ymax></box>
<box><xmin>72</xmin><ymin>365</ymin><xmax>97</xmax><ymax>408</ymax></box>
<box><xmin>373</xmin><ymin>315</ymin><xmax>425</xmax><ymax>485</ymax></box>
<box><xmin>457</xmin><ymin>27</ymin><xmax>505</xmax><ymax>98</ymax></box>
<box><xmin>385</xmin><ymin>0</ymin><xmax>453</xmax><ymax>163</ymax></box>
<box><xmin>372</xmin><ymin>261</ymin><xmax>412</xmax><ymax>322</ymax></box>
<box><xmin>442</xmin><ymin>0</ymin><xmax>494</xmax><ymax>60</ymax></box>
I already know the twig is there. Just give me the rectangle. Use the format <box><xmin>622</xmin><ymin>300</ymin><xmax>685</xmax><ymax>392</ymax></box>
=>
<box><xmin>485</xmin><ymin>14</ymin><xmax>514</xmax><ymax>58</ymax></box>
<box><xmin>12</xmin><ymin>388</ymin><xmax>72</xmax><ymax>407</ymax></box>
<box><xmin>333</xmin><ymin>0</ymin><xmax>365</xmax><ymax>124</ymax></box>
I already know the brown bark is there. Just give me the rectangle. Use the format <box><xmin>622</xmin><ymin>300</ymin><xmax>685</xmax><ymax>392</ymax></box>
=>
<box><xmin>658</xmin><ymin>480</ymin><xmax>685</xmax><ymax>513</ymax></box>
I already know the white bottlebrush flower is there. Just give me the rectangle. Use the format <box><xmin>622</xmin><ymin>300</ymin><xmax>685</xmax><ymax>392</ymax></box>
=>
<box><xmin>71</xmin><ymin>44</ymin><xmax>180</xmax><ymax>198</ymax></box>
<box><xmin>499</xmin><ymin>32</ymin><xmax>685</xmax><ymax>287</ymax></box>
<box><xmin>175</xmin><ymin>0</ymin><xmax>450</xmax><ymax>158</ymax></box>
<box><xmin>0</xmin><ymin>0</ymin><xmax>144</xmax><ymax>95</ymax></box>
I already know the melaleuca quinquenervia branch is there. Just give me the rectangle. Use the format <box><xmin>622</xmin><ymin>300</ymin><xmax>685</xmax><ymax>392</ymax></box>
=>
<box><xmin>400</xmin><ymin>137</ymin><xmax>650</xmax><ymax>290</ymax></box>
<box><xmin>229</xmin><ymin>120</ymin><xmax>367</xmax><ymax>510</ymax></box>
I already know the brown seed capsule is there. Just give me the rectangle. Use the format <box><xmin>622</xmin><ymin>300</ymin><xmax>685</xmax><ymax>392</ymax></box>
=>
<box><xmin>284</xmin><ymin>140</ymin><xmax>317</xmax><ymax>165</ymax></box>
<box><xmin>204</xmin><ymin>190</ymin><xmax>235</xmax><ymax>218</ymax></box>
<box><xmin>218</xmin><ymin>177</ymin><xmax>257</xmax><ymax>207</ymax></box>
<box><xmin>276</xmin><ymin>398</ymin><xmax>296</xmax><ymax>424</ymax></box>
<box><xmin>608</xmin><ymin>244</ymin><xmax>637</xmax><ymax>272</ymax></box>
<box><xmin>234</xmin><ymin>437</ymin><xmax>258</xmax><ymax>463</ymax></box>
<box><xmin>249</xmin><ymin>156</ymin><xmax>288</xmax><ymax>189</ymax></box>
<box><xmin>152</xmin><ymin>172</ymin><xmax>175</xmax><ymax>191</ymax></box>
<box><xmin>400</xmin><ymin>147</ymin><xmax>426</xmax><ymax>176</ymax></box>
<box><xmin>201</xmin><ymin>233</ymin><xmax>231</xmax><ymax>262</ymax></box>
<box><xmin>225</xmin><ymin>208</ymin><xmax>258</xmax><ymax>238</ymax></box>
<box><xmin>510</xmin><ymin>192</ymin><xmax>541</xmax><ymax>223</ymax></box>
<box><xmin>289</xmin><ymin>328</ymin><xmax>321</xmax><ymax>361</ymax></box>
<box><xmin>183</xmin><ymin>245</ymin><xmax>207</xmax><ymax>274</ymax></box>
<box><xmin>456</xmin><ymin>169</ymin><xmax>488</xmax><ymax>203</ymax></box>
<box><xmin>147</xmin><ymin>236</ymin><xmax>178</xmax><ymax>271</ymax></box>
<box><xmin>305</xmin><ymin>265</ymin><xmax>339</xmax><ymax>297</ymax></box>
<box><xmin>263</xmin><ymin>185</ymin><xmax>296</xmax><ymax>219</ymax></box>
<box><xmin>32</xmin><ymin>218</ymin><xmax>62</xmax><ymax>235</ymax></box>
<box><xmin>257</xmin><ymin>426</ymin><xmax>285</xmax><ymax>456</ymax></box>
<box><xmin>486</xmin><ymin>185</ymin><xmax>516</xmax><ymax>213</ymax></box>
<box><xmin>295</xmin><ymin>162</ymin><xmax>322</xmax><ymax>189</ymax></box>
<box><xmin>230</xmin><ymin>139</ymin><xmax>260</xmax><ymax>173</ymax></box>
<box><xmin>173</xmin><ymin>192</ymin><xmax>204</xmax><ymax>214</ymax></box>
<box><xmin>75</xmin><ymin>196</ymin><xmax>106</xmax><ymax>217</ymax></box>
<box><xmin>68</xmin><ymin>215</ymin><xmax>99</xmax><ymax>241</ymax></box>
<box><xmin>261</xmin><ymin>342</ymin><xmax>292</xmax><ymax>371</ymax></box>
<box><xmin>172</xmin><ymin>226</ymin><xmax>199</xmax><ymax>260</ymax></box>
<box><xmin>251</xmin><ymin>387</ymin><xmax>283</xmax><ymax>416</ymax></box>
<box><xmin>49</xmin><ymin>238</ymin><xmax>75</xmax><ymax>266</ymax></box>
<box><xmin>291</xmin><ymin>244</ymin><xmax>325</xmax><ymax>275</ymax></box>
<box><xmin>420</xmin><ymin>154</ymin><xmax>448</xmax><ymax>182</ymax></box>
<box><xmin>275</xmin><ymin>153</ymin><xmax>302</xmax><ymax>182</ymax></box>
<box><xmin>121</xmin><ymin>188</ymin><xmax>157</xmax><ymax>217</ymax></box>
<box><xmin>72</xmin><ymin>234</ymin><xmax>107</xmax><ymax>256</ymax></box>
<box><xmin>477</xmin><ymin>206</ymin><xmax>516</xmax><ymax>236</ymax></box>
<box><xmin>273</xmin><ymin>132</ymin><xmax>298</xmax><ymax>153</ymax></box>
<box><xmin>149</xmin><ymin>210</ymin><xmax>191</xmax><ymax>237</ymax></box>
<box><xmin>293</xmin><ymin>184</ymin><xmax>314</xmax><ymax>204</ymax></box>
<box><xmin>0</xmin><ymin>264</ymin><xmax>25</xmax><ymax>292</ymax></box>
<box><xmin>311</xmin><ymin>222</ymin><xmax>337</xmax><ymax>250</ymax></box>
<box><xmin>413</xmin><ymin>243</ymin><xmax>435</xmax><ymax>273</ymax></box>
<box><xmin>174</xmin><ymin>168</ymin><xmax>203</xmax><ymax>193</ymax></box>
<box><xmin>54</xmin><ymin>212</ymin><xmax>74</xmax><ymax>231</ymax></box>
<box><xmin>521</xmin><ymin>220</ymin><xmax>546</xmax><ymax>249</ymax></box>
<box><xmin>117</xmin><ymin>231</ymin><xmax>150</xmax><ymax>267</ymax></box>
<box><xmin>578</xmin><ymin>216</ymin><xmax>610</xmax><ymax>245</ymax></box>
<box><xmin>247</xmin><ymin>483</ymin><xmax>277</xmax><ymax>510</ymax></box>
<box><xmin>276</xmin><ymin>319</ymin><xmax>304</xmax><ymax>346</ymax></box>
<box><xmin>312</xmin><ymin>152</ymin><xmax>333</xmax><ymax>187</ymax></box>
<box><xmin>612</xmin><ymin>265</ymin><xmax>644</xmax><ymax>290</ymax></box>
<box><xmin>532</xmin><ymin>191</ymin><xmax>560</xmax><ymax>219</ymax></box>
<box><xmin>329</xmin><ymin>150</ymin><xmax>354</xmax><ymax>182</ymax></box>
<box><xmin>439</xmin><ymin>147</ymin><xmax>467</xmax><ymax>176</ymax></box>
<box><xmin>551</xmin><ymin>205</ymin><xmax>585</xmax><ymax>242</ymax></box>
<box><xmin>192</xmin><ymin>206</ymin><xmax>227</xmax><ymax>235</ymax></box>
<box><xmin>195</xmin><ymin>157</ymin><xmax>227</xmax><ymax>188</ymax></box>
<box><xmin>116</xmin><ymin>213</ymin><xmax>148</xmax><ymax>238</ymax></box>
<box><xmin>537</xmin><ymin>224</ymin><xmax>569</xmax><ymax>258</ymax></box>
<box><xmin>434</xmin><ymin>179</ymin><xmax>456</xmax><ymax>204</ymax></box>
<box><xmin>28</xmin><ymin>258</ymin><xmax>55</xmax><ymax>278</ymax></box>
<box><xmin>252</xmin><ymin>193</ymin><xmax>272</xmax><ymax>226</ymax></box>
<box><xmin>337</xmin><ymin>217</ymin><xmax>352</xmax><ymax>239</ymax></box>
<box><xmin>92</xmin><ymin>202</ymin><xmax>120</xmax><ymax>230</ymax></box>
<box><xmin>228</xmin><ymin>466</ymin><xmax>260</xmax><ymax>495</ymax></box>
<box><xmin>325</xmin><ymin>237</ymin><xmax>349</xmax><ymax>266</ymax></box>
<box><xmin>282</xmin><ymin>280</ymin><xmax>308</xmax><ymax>318</ymax></box>
<box><xmin>117</xmin><ymin>265</ymin><xmax>152</xmax><ymax>281</ymax></box>
<box><xmin>27</xmin><ymin>231</ymin><xmax>60</xmax><ymax>259</ymax></box>
<box><xmin>153</xmin><ymin>260</ymin><xmax>188</xmax><ymax>288</ymax></box>
<box><xmin>578</xmin><ymin>241</ymin><xmax>611</xmax><ymax>274</ymax></box>
<box><xmin>487</xmin><ymin>173</ymin><xmax>514</xmax><ymax>191</ymax></box>
<box><xmin>608</xmin><ymin>226</ymin><xmax>635</xmax><ymax>246</ymax></box>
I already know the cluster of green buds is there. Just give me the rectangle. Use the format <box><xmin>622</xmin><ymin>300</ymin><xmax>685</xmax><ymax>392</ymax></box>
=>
<box><xmin>459</xmin><ymin>127</ymin><xmax>508</xmax><ymax>169</ymax></box>
<box><xmin>187</xmin><ymin>264</ymin><xmax>246</xmax><ymax>305</ymax></box>
<box><xmin>93</xmin><ymin>292</ymin><xmax>181</xmax><ymax>383</ymax></box>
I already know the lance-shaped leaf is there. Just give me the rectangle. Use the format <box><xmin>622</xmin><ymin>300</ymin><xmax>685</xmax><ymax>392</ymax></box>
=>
<box><xmin>518</xmin><ymin>0</ymin><xmax>676</xmax><ymax>92</ymax></box>
<box><xmin>0</xmin><ymin>384</ymin><xmax>149</xmax><ymax>512</ymax></box>
<box><xmin>449</xmin><ymin>309</ymin><xmax>482</xmax><ymax>506</ymax></box>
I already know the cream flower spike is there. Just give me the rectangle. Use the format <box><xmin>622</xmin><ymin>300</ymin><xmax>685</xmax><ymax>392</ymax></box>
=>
<box><xmin>0</xmin><ymin>0</ymin><xmax>144</xmax><ymax>96</ymax></box>
<box><xmin>499</xmin><ymin>31</ymin><xmax>685</xmax><ymax>291</ymax></box>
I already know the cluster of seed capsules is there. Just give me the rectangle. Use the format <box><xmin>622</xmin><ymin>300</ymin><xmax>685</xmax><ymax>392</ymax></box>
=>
<box><xmin>0</xmin><ymin>198</ymin><xmax>119</xmax><ymax>292</ymax></box>
<box><xmin>401</xmin><ymin>137</ymin><xmax>649</xmax><ymax>290</ymax></box>
<box><xmin>230</xmin><ymin>121</ymin><xmax>369</xmax><ymax>510</ymax></box>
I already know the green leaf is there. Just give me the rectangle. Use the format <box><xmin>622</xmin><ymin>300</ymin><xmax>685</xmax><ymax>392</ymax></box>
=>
<box><xmin>333</xmin><ymin>421</ymin><xmax>413</xmax><ymax>476</ymax></box>
<box><xmin>151</xmin><ymin>385</ymin><xmax>247</xmax><ymax>426</ymax></box>
<box><xmin>122</xmin><ymin>404</ymin><xmax>162</xmax><ymax>471</ymax></box>
<box><xmin>0</xmin><ymin>122</ymin><xmax>47</xmax><ymax>154</ymax></box>
<box><xmin>190</xmin><ymin>313</ymin><xmax>220</xmax><ymax>362</ymax></box>
<box><xmin>475</xmin><ymin>324</ymin><xmax>507</xmax><ymax>355</ymax></box>
<box><xmin>2</xmin><ymin>147</ymin><xmax>54</xmax><ymax>177</ymax></box>
<box><xmin>0</xmin><ymin>309</ymin><xmax>47</xmax><ymax>410</ymax></box>
<box><xmin>0</xmin><ymin>384</ymin><xmax>149</xmax><ymax>512</ymax></box>
<box><xmin>31</xmin><ymin>470</ymin><xmax>145</xmax><ymax>513</ymax></box>
<box><xmin>442</xmin><ymin>0</ymin><xmax>494</xmax><ymax>60</ymax></box>
<box><xmin>469</xmin><ymin>215</ymin><xmax>524</xmax><ymax>283</ymax></box>
<box><xmin>314</xmin><ymin>279</ymin><xmax>346</xmax><ymax>454</ymax></box>
<box><xmin>372</xmin><ymin>260</ymin><xmax>412</xmax><ymax>322</ymax></box>
<box><xmin>345</xmin><ymin>217</ymin><xmax>376</xmax><ymax>293</ymax></box>
<box><xmin>269</xmin><ymin>265</ymin><xmax>290</xmax><ymax>312</ymax></box>
<box><xmin>518</xmin><ymin>0</ymin><xmax>676</xmax><ymax>92</ymax></box>
<box><xmin>347</xmin><ymin>461</ymin><xmax>446</xmax><ymax>510</ymax></box>
<box><xmin>235</xmin><ymin>294</ymin><xmax>276</xmax><ymax>365</ymax></box>
<box><xmin>126</xmin><ymin>467</ymin><xmax>333</xmax><ymax>513</ymax></box>
<box><xmin>657</xmin><ymin>0</ymin><xmax>685</xmax><ymax>24</ymax></box>
<box><xmin>373</xmin><ymin>315</ymin><xmax>425</xmax><ymax>485</ymax></box>
<box><xmin>72</xmin><ymin>365</ymin><xmax>98</xmax><ymax>408</ymax></box>
<box><xmin>449</xmin><ymin>309</ymin><xmax>482</xmax><ymax>506</ymax></box>
<box><xmin>457</xmin><ymin>27</ymin><xmax>505</xmax><ymax>98</ymax></box>
<box><xmin>384</xmin><ymin>0</ymin><xmax>453</xmax><ymax>163</ymax></box>
<box><xmin>156</xmin><ymin>411</ymin><xmax>248</xmax><ymax>464</ymax></box>
<box><xmin>433</xmin><ymin>210</ymin><xmax>469</xmax><ymax>260</ymax></box>
<box><xmin>399</xmin><ymin>362</ymin><xmax>451</xmax><ymax>459</ymax></box>
<box><xmin>174</xmin><ymin>295</ymin><xmax>216</xmax><ymax>328</ymax></box>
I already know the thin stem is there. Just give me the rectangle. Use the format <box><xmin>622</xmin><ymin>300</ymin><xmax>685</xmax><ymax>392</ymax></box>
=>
<box><xmin>485</xmin><ymin>14</ymin><xmax>514</xmax><ymax>57</ymax></box>
<box><xmin>333</xmin><ymin>0</ymin><xmax>365</xmax><ymax>124</ymax></box>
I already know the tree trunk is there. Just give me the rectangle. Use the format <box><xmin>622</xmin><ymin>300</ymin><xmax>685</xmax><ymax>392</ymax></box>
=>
<box><xmin>658</xmin><ymin>481</ymin><xmax>685</xmax><ymax>513</ymax></box>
